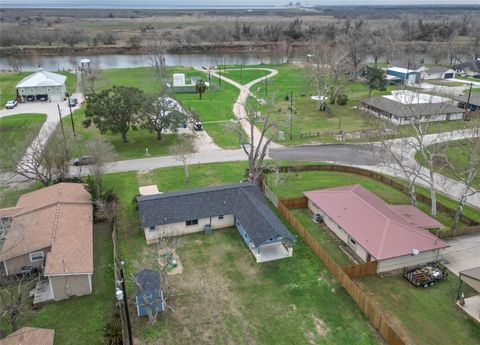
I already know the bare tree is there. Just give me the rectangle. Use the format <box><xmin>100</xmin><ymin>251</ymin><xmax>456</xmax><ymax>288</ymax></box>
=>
<box><xmin>7</xmin><ymin>56</ymin><xmax>22</xmax><ymax>73</ymax></box>
<box><xmin>169</xmin><ymin>135</ymin><xmax>196</xmax><ymax>183</ymax></box>
<box><xmin>447</xmin><ymin>125</ymin><xmax>480</xmax><ymax>230</ymax></box>
<box><xmin>145</xmin><ymin>36</ymin><xmax>167</xmax><ymax>79</ymax></box>
<box><xmin>0</xmin><ymin>277</ymin><xmax>35</xmax><ymax>333</ymax></box>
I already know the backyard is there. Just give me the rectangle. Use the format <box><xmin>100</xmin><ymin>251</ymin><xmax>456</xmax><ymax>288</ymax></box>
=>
<box><xmin>0</xmin><ymin>222</ymin><xmax>114</xmax><ymax>345</ymax></box>
<box><xmin>0</xmin><ymin>113</ymin><xmax>46</xmax><ymax>170</ymax></box>
<box><xmin>0</xmin><ymin>71</ymin><xmax>77</xmax><ymax>106</ymax></box>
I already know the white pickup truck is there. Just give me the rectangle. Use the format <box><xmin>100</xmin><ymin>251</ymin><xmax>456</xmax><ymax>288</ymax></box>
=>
<box><xmin>5</xmin><ymin>100</ymin><xmax>17</xmax><ymax>109</ymax></box>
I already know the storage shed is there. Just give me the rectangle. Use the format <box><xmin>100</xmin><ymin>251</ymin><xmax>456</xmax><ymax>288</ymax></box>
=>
<box><xmin>16</xmin><ymin>68</ymin><xmax>67</xmax><ymax>102</ymax></box>
<box><xmin>386</xmin><ymin>67</ymin><xmax>421</xmax><ymax>85</ymax></box>
<box><xmin>134</xmin><ymin>269</ymin><xmax>165</xmax><ymax>317</ymax></box>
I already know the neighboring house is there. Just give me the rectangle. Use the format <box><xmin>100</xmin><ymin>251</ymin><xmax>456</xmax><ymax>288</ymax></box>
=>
<box><xmin>455</xmin><ymin>93</ymin><xmax>480</xmax><ymax>112</ymax></box>
<box><xmin>0</xmin><ymin>183</ymin><xmax>93</xmax><ymax>302</ymax></box>
<box><xmin>360</xmin><ymin>90</ymin><xmax>465</xmax><ymax>125</ymax></box>
<box><xmin>134</xmin><ymin>269</ymin><xmax>165</xmax><ymax>317</ymax></box>
<box><xmin>0</xmin><ymin>327</ymin><xmax>54</xmax><ymax>345</ymax></box>
<box><xmin>457</xmin><ymin>267</ymin><xmax>480</xmax><ymax>323</ymax></box>
<box><xmin>304</xmin><ymin>185</ymin><xmax>447</xmax><ymax>273</ymax></box>
<box><xmin>386</xmin><ymin>67</ymin><xmax>422</xmax><ymax>85</ymax></box>
<box><xmin>136</xmin><ymin>183</ymin><xmax>295</xmax><ymax>263</ymax></box>
<box><xmin>456</xmin><ymin>58</ymin><xmax>480</xmax><ymax>76</ymax></box>
<box><xmin>16</xmin><ymin>68</ymin><xmax>67</xmax><ymax>102</ymax></box>
<box><xmin>459</xmin><ymin>267</ymin><xmax>480</xmax><ymax>293</ymax></box>
<box><xmin>421</xmin><ymin>67</ymin><xmax>456</xmax><ymax>80</ymax></box>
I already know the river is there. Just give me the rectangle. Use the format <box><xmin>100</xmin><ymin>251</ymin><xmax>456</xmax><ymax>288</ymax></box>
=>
<box><xmin>0</xmin><ymin>52</ymin><xmax>287</xmax><ymax>71</ymax></box>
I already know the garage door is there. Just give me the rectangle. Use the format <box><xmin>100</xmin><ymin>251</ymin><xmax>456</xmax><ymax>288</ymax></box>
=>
<box><xmin>444</xmin><ymin>73</ymin><xmax>454</xmax><ymax>79</ymax></box>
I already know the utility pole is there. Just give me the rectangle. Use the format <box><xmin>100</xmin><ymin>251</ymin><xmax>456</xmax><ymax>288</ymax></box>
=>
<box><xmin>466</xmin><ymin>82</ymin><xmax>473</xmax><ymax>112</ymax></box>
<box><xmin>290</xmin><ymin>91</ymin><xmax>293</xmax><ymax>140</ymax></box>
<box><xmin>66</xmin><ymin>92</ymin><xmax>76</xmax><ymax>137</ymax></box>
<box><xmin>120</xmin><ymin>263</ymin><xmax>133</xmax><ymax>345</ymax></box>
<box><xmin>57</xmin><ymin>104</ymin><xmax>69</xmax><ymax>157</ymax></box>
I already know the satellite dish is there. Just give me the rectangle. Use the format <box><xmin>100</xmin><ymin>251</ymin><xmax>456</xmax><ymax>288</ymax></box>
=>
<box><xmin>412</xmin><ymin>248</ymin><xmax>420</xmax><ymax>256</ymax></box>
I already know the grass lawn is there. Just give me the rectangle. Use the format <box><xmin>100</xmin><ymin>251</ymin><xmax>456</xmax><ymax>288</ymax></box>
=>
<box><xmin>58</xmin><ymin>106</ymin><xmax>184</xmax><ymax>160</ymax></box>
<box><xmin>0</xmin><ymin>71</ymin><xmax>77</xmax><ymax>106</ymax></box>
<box><xmin>415</xmin><ymin>139</ymin><xmax>480</xmax><ymax>191</ymax></box>
<box><xmin>267</xmin><ymin>169</ymin><xmax>480</xmax><ymax>227</ymax></box>
<box><xmin>0</xmin><ymin>113</ymin><xmax>46</xmax><ymax>170</ymax></box>
<box><xmin>222</xmin><ymin>68</ymin><xmax>271</xmax><ymax>85</ymax></box>
<box><xmin>98</xmin><ymin>67</ymin><xmax>240</xmax><ymax>148</ymax></box>
<box><xmin>456</xmin><ymin>75</ymin><xmax>480</xmax><ymax>83</ymax></box>
<box><xmin>0</xmin><ymin>222</ymin><xmax>114</xmax><ymax>345</ymax></box>
<box><xmin>98</xmin><ymin>161</ymin><xmax>380</xmax><ymax>344</ymax></box>
<box><xmin>357</xmin><ymin>273</ymin><xmax>480</xmax><ymax>345</ymax></box>
<box><xmin>424</xmin><ymin>80</ymin><xmax>466</xmax><ymax>87</ymax></box>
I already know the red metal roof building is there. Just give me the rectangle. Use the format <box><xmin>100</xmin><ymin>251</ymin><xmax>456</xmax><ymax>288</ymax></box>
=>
<box><xmin>304</xmin><ymin>185</ymin><xmax>448</xmax><ymax>272</ymax></box>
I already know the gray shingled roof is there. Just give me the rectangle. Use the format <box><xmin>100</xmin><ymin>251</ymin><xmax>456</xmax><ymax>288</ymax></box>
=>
<box><xmin>361</xmin><ymin>97</ymin><xmax>464</xmax><ymax>118</ymax></box>
<box><xmin>455</xmin><ymin>93</ymin><xmax>480</xmax><ymax>106</ymax></box>
<box><xmin>456</xmin><ymin>60</ymin><xmax>480</xmax><ymax>73</ymax></box>
<box><xmin>137</xmin><ymin>183</ymin><xmax>294</xmax><ymax>247</ymax></box>
<box><xmin>425</xmin><ymin>66</ymin><xmax>452</xmax><ymax>74</ymax></box>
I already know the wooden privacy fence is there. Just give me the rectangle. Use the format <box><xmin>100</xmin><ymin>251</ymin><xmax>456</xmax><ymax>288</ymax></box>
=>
<box><xmin>278</xmin><ymin>198</ymin><xmax>406</xmax><ymax>345</ymax></box>
<box><xmin>436</xmin><ymin>225</ymin><xmax>480</xmax><ymax>239</ymax></box>
<box><xmin>343</xmin><ymin>261</ymin><xmax>378</xmax><ymax>278</ymax></box>
<box><xmin>262</xmin><ymin>164</ymin><xmax>479</xmax><ymax>227</ymax></box>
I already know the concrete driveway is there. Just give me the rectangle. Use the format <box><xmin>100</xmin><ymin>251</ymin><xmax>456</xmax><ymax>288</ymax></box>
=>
<box><xmin>438</xmin><ymin>233</ymin><xmax>480</xmax><ymax>276</ymax></box>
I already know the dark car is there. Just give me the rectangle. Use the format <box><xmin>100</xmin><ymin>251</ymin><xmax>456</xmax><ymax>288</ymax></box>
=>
<box><xmin>26</xmin><ymin>95</ymin><xmax>34</xmax><ymax>102</ymax></box>
<box><xmin>68</xmin><ymin>98</ymin><xmax>78</xmax><ymax>107</ymax></box>
<box><xmin>473</xmin><ymin>74</ymin><xmax>480</xmax><ymax>79</ymax></box>
<box><xmin>193</xmin><ymin>122</ymin><xmax>203</xmax><ymax>131</ymax></box>
<box><xmin>72</xmin><ymin>156</ymin><xmax>95</xmax><ymax>166</ymax></box>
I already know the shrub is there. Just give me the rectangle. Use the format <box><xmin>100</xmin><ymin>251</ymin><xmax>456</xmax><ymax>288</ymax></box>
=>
<box><xmin>337</xmin><ymin>94</ymin><xmax>348</xmax><ymax>106</ymax></box>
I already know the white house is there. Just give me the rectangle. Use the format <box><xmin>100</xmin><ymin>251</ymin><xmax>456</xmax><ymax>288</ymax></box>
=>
<box><xmin>16</xmin><ymin>68</ymin><xmax>67</xmax><ymax>102</ymax></box>
<box><xmin>421</xmin><ymin>67</ymin><xmax>456</xmax><ymax>80</ymax></box>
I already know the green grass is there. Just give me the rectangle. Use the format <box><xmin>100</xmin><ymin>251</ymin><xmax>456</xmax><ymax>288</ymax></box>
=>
<box><xmin>59</xmin><ymin>106</ymin><xmax>183</xmax><ymax>160</ymax></box>
<box><xmin>424</xmin><ymin>80</ymin><xmax>466</xmax><ymax>87</ymax></box>
<box><xmin>0</xmin><ymin>183</ymin><xmax>43</xmax><ymax>208</ymax></box>
<box><xmin>267</xmin><ymin>170</ymin><xmax>477</xmax><ymax>228</ymax></box>
<box><xmin>0</xmin><ymin>71</ymin><xmax>77</xmax><ymax>106</ymax></box>
<box><xmin>415</xmin><ymin>139</ymin><xmax>480</xmax><ymax>191</ymax></box>
<box><xmin>222</xmin><ymin>68</ymin><xmax>271</xmax><ymax>85</ymax></box>
<box><xmin>0</xmin><ymin>222</ymin><xmax>114</xmax><ymax>345</ymax></box>
<box><xmin>358</xmin><ymin>273</ymin><xmax>480</xmax><ymax>345</ymax></box>
<box><xmin>456</xmin><ymin>76</ymin><xmax>480</xmax><ymax>83</ymax></box>
<box><xmin>99</xmin><ymin>67</ymin><xmax>241</xmax><ymax>148</ymax></box>
<box><xmin>0</xmin><ymin>113</ymin><xmax>46</xmax><ymax>169</ymax></box>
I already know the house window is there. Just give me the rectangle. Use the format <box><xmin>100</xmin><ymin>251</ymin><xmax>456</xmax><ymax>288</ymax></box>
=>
<box><xmin>218</xmin><ymin>215</ymin><xmax>224</xmax><ymax>220</ymax></box>
<box><xmin>186</xmin><ymin>219</ymin><xmax>198</xmax><ymax>227</ymax></box>
<box><xmin>349</xmin><ymin>237</ymin><xmax>356</xmax><ymax>246</ymax></box>
<box><xmin>149</xmin><ymin>225</ymin><xmax>155</xmax><ymax>231</ymax></box>
<box><xmin>30</xmin><ymin>251</ymin><xmax>44</xmax><ymax>262</ymax></box>
<box><xmin>47</xmin><ymin>88</ymin><xmax>51</xmax><ymax>92</ymax></box>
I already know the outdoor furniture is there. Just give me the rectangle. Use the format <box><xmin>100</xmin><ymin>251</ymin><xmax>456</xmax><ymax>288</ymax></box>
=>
<box><xmin>20</xmin><ymin>266</ymin><xmax>33</xmax><ymax>278</ymax></box>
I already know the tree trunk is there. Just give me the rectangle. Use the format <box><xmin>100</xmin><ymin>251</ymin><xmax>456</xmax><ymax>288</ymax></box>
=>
<box><xmin>409</xmin><ymin>182</ymin><xmax>417</xmax><ymax>206</ymax></box>
<box><xmin>451</xmin><ymin>199</ymin><xmax>465</xmax><ymax>231</ymax></box>
<box><xmin>199</xmin><ymin>92</ymin><xmax>202</xmax><ymax>100</ymax></box>
<box><xmin>121</xmin><ymin>131</ymin><xmax>128</xmax><ymax>144</ymax></box>
<box><xmin>368</xmin><ymin>88</ymin><xmax>373</xmax><ymax>97</ymax></box>
<box><xmin>183</xmin><ymin>162</ymin><xmax>190</xmax><ymax>183</ymax></box>
<box><xmin>156</xmin><ymin>130</ymin><xmax>162</xmax><ymax>141</ymax></box>
<box><xmin>430</xmin><ymin>185</ymin><xmax>437</xmax><ymax>218</ymax></box>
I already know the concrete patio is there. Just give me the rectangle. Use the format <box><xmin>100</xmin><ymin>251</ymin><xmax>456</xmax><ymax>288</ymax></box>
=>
<box><xmin>252</xmin><ymin>242</ymin><xmax>292</xmax><ymax>263</ymax></box>
<box><xmin>31</xmin><ymin>279</ymin><xmax>54</xmax><ymax>304</ymax></box>
<box><xmin>457</xmin><ymin>295</ymin><xmax>480</xmax><ymax>324</ymax></box>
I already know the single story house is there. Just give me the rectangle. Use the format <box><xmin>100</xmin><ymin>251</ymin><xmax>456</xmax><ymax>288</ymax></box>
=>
<box><xmin>304</xmin><ymin>185</ymin><xmax>447</xmax><ymax>273</ymax></box>
<box><xmin>134</xmin><ymin>269</ymin><xmax>165</xmax><ymax>317</ymax></box>
<box><xmin>0</xmin><ymin>327</ymin><xmax>54</xmax><ymax>345</ymax></box>
<box><xmin>0</xmin><ymin>183</ymin><xmax>93</xmax><ymax>302</ymax></box>
<box><xmin>136</xmin><ymin>183</ymin><xmax>295</xmax><ymax>263</ymax></box>
<box><xmin>386</xmin><ymin>67</ymin><xmax>421</xmax><ymax>85</ymax></box>
<box><xmin>456</xmin><ymin>59</ymin><xmax>480</xmax><ymax>76</ymax></box>
<box><xmin>455</xmin><ymin>93</ymin><xmax>480</xmax><ymax>112</ymax></box>
<box><xmin>16</xmin><ymin>68</ymin><xmax>67</xmax><ymax>102</ymax></box>
<box><xmin>421</xmin><ymin>67</ymin><xmax>456</xmax><ymax>80</ymax></box>
<box><xmin>360</xmin><ymin>90</ymin><xmax>465</xmax><ymax>125</ymax></box>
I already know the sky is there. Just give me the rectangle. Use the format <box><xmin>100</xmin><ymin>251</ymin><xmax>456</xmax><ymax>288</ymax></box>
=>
<box><xmin>1</xmin><ymin>0</ymin><xmax>479</xmax><ymax>8</ymax></box>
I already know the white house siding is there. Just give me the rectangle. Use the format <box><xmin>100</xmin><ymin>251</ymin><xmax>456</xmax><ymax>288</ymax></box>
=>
<box><xmin>377</xmin><ymin>250</ymin><xmax>439</xmax><ymax>273</ymax></box>
<box><xmin>48</xmin><ymin>273</ymin><xmax>92</xmax><ymax>301</ymax></box>
<box><xmin>144</xmin><ymin>214</ymin><xmax>235</xmax><ymax>244</ymax></box>
<box><xmin>18</xmin><ymin>85</ymin><xmax>66</xmax><ymax>102</ymax></box>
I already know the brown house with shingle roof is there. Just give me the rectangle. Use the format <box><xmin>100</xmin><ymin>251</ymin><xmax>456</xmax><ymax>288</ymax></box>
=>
<box><xmin>0</xmin><ymin>327</ymin><xmax>54</xmax><ymax>345</ymax></box>
<box><xmin>0</xmin><ymin>183</ymin><xmax>93</xmax><ymax>302</ymax></box>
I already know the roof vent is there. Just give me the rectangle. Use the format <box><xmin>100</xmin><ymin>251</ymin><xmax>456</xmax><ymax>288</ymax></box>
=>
<box><xmin>412</xmin><ymin>248</ymin><xmax>420</xmax><ymax>256</ymax></box>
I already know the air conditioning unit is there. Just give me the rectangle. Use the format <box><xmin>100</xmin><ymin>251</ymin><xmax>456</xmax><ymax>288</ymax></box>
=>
<box><xmin>312</xmin><ymin>213</ymin><xmax>322</xmax><ymax>223</ymax></box>
<box><xmin>204</xmin><ymin>224</ymin><xmax>213</xmax><ymax>235</ymax></box>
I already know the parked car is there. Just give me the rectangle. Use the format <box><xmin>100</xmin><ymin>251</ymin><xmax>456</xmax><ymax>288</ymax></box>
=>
<box><xmin>72</xmin><ymin>156</ymin><xmax>95</xmax><ymax>166</ymax></box>
<box><xmin>68</xmin><ymin>98</ymin><xmax>78</xmax><ymax>107</ymax></box>
<box><xmin>5</xmin><ymin>100</ymin><xmax>17</xmax><ymax>109</ymax></box>
<box><xmin>473</xmin><ymin>74</ymin><xmax>480</xmax><ymax>79</ymax></box>
<box><xmin>26</xmin><ymin>95</ymin><xmax>34</xmax><ymax>102</ymax></box>
<box><xmin>39</xmin><ymin>95</ymin><xmax>48</xmax><ymax>101</ymax></box>
<box><xmin>193</xmin><ymin>122</ymin><xmax>203</xmax><ymax>131</ymax></box>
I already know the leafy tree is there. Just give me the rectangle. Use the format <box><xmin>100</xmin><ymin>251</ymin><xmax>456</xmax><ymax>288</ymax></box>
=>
<box><xmin>142</xmin><ymin>94</ymin><xmax>189</xmax><ymax>140</ymax></box>
<box><xmin>365</xmin><ymin>67</ymin><xmax>388</xmax><ymax>97</ymax></box>
<box><xmin>195</xmin><ymin>79</ymin><xmax>207</xmax><ymax>100</ymax></box>
<box><xmin>85</xmin><ymin>86</ymin><xmax>144</xmax><ymax>143</ymax></box>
